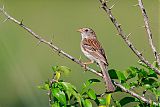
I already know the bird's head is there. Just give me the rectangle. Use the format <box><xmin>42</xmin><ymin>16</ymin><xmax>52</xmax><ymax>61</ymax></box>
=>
<box><xmin>77</xmin><ymin>28</ymin><xmax>96</xmax><ymax>39</ymax></box>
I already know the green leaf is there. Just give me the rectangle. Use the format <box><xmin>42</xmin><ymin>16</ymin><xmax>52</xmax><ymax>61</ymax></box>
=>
<box><xmin>59</xmin><ymin>82</ymin><xmax>76</xmax><ymax>99</ymax></box>
<box><xmin>52</xmin><ymin>66</ymin><xmax>71</xmax><ymax>74</ymax></box>
<box><xmin>116</xmin><ymin>71</ymin><xmax>126</xmax><ymax>83</ymax></box>
<box><xmin>37</xmin><ymin>83</ymin><xmax>50</xmax><ymax>90</ymax></box>
<box><xmin>52</xmin><ymin>66</ymin><xmax>58</xmax><ymax>72</ymax></box>
<box><xmin>59</xmin><ymin>82</ymin><xmax>82</xmax><ymax>105</ymax></box>
<box><xmin>108</xmin><ymin>69</ymin><xmax>118</xmax><ymax>79</ymax></box>
<box><xmin>129</xmin><ymin>81</ymin><xmax>138</xmax><ymax>88</ymax></box>
<box><xmin>99</xmin><ymin>106</ymin><xmax>106</xmax><ymax>107</ymax></box>
<box><xmin>125</xmin><ymin>67</ymin><xmax>138</xmax><ymax>79</ymax></box>
<box><xmin>138</xmin><ymin>61</ymin><xmax>148</xmax><ymax>68</ymax></box>
<box><xmin>148</xmin><ymin>73</ymin><xmax>158</xmax><ymax>79</ymax></box>
<box><xmin>60</xmin><ymin>82</ymin><xmax>77</xmax><ymax>91</ymax></box>
<box><xmin>51</xmin><ymin>101</ymin><xmax>60</xmax><ymax>107</ymax></box>
<box><xmin>115</xmin><ymin>101</ymin><xmax>121</xmax><ymax>107</ymax></box>
<box><xmin>87</xmin><ymin>79</ymin><xmax>101</xmax><ymax>84</ymax></box>
<box><xmin>141</xmin><ymin>78</ymin><xmax>156</xmax><ymax>85</ymax></box>
<box><xmin>52</xmin><ymin>88</ymin><xmax>66</xmax><ymax>105</ymax></box>
<box><xmin>137</xmin><ymin>69</ymin><xmax>147</xmax><ymax>79</ymax></box>
<box><xmin>123</xmin><ymin>83</ymin><xmax>131</xmax><ymax>89</ymax></box>
<box><xmin>58</xmin><ymin>66</ymin><xmax>71</xmax><ymax>74</ymax></box>
<box><xmin>87</xmin><ymin>89</ymin><xmax>96</xmax><ymax>100</ymax></box>
<box><xmin>98</xmin><ymin>98</ymin><xmax>106</xmax><ymax>105</ymax></box>
<box><xmin>148</xmin><ymin>69</ymin><xmax>158</xmax><ymax>79</ymax></box>
<box><xmin>86</xmin><ymin>78</ymin><xmax>101</xmax><ymax>87</ymax></box>
<box><xmin>152</xmin><ymin>61</ymin><xmax>159</xmax><ymax>68</ymax></box>
<box><xmin>144</xmin><ymin>84</ymin><xmax>151</xmax><ymax>89</ymax></box>
<box><xmin>152</xmin><ymin>81</ymin><xmax>160</xmax><ymax>88</ymax></box>
<box><xmin>84</xmin><ymin>99</ymin><xmax>92</xmax><ymax>107</ymax></box>
<box><xmin>119</xmin><ymin>97</ymin><xmax>139</xmax><ymax>106</ymax></box>
<box><xmin>106</xmin><ymin>94</ymin><xmax>111</xmax><ymax>107</ymax></box>
<box><xmin>82</xmin><ymin>79</ymin><xmax>100</xmax><ymax>94</ymax></box>
<box><xmin>153</xmin><ymin>89</ymin><xmax>160</xmax><ymax>101</ymax></box>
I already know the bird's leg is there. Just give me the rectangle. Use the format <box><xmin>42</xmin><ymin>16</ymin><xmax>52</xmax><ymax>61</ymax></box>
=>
<box><xmin>82</xmin><ymin>60</ymin><xmax>94</xmax><ymax>71</ymax></box>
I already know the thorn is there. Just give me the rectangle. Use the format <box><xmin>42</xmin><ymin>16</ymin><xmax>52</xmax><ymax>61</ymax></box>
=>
<box><xmin>133</xmin><ymin>4</ymin><xmax>139</xmax><ymax>7</ymax></box>
<box><xmin>126</xmin><ymin>33</ymin><xmax>132</xmax><ymax>39</ymax></box>
<box><xmin>118</xmin><ymin>24</ymin><xmax>121</xmax><ymax>27</ymax></box>
<box><xmin>57</xmin><ymin>49</ymin><xmax>61</xmax><ymax>56</ymax></box>
<box><xmin>20</xmin><ymin>19</ymin><xmax>23</xmax><ymax>25</ymax></box>
<box><xmin>116</xmin><ymin>33</ymin><xmax>120</xmax><ymax>36</ymax></box>
<box><xmin>52</xmin><ymin>34</ymin><xmax>54</xmax><ymax>39</ymax></box>
<box><xmin>50</xmin><ymin>40</ymin><xmax>53</xmax><ymax>44</ymax></box>
<box><xmin>140</xmin><ymin>51</ymin><xmax>143</xmax><ymax>56</ymax></box>
<box><xmin>2</xmin><ymin>4</ymin><xmax>5</xmax><ymax>10</ymax></box>
<box><xmin>0</xmin><ymin>5</ymin><xmax>4</xmax><ymax>12</ymax></box>
<box><xmin>109</xmin><ymin>0</ymin><xmax>119</xmax><ymax>10</ymax></box>
<box><xmin>2</xmin><ymin>17</ymin><xmax>9</xmax><ymax>23</ymax></box>
<box><xmin>109</xmin><ymin>4</ymin><xmax>116</xmax><ymax>10</ymax></box>
<box><xmin>36</xmin><ymin>40</ymin><xmax>42</xmax><ymax>46</ymax></box>
<box><xmin>78</xmin><ymin>55</ymin><xmax>82</xmax><ymax>61</ymax></box>
<box><xmin>141</xmin><ymin>26</ymin><xmax>145</xmax><ymax>28</ymax></box>
<box><xmin>138</xmin><ymin>25</ymin><xmax>145</xmax><ymax>28</ymax></box>
<box><xmin>50</xmin><ymin>34</ymin><xmax>54</xmax><ymax>44</ymax></box>
<box><xmin>100</xmin><ymin>5</ymin><xmax>104</xmax><ymax>9</ymax></box>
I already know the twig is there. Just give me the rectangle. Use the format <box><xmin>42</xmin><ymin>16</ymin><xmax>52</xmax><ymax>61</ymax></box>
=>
<box><xmin>48</xmin><ymin>73</ymin><xmax>57</xmax><ymax>106</ymax></box>
<box><xmin>114</xmin><ymin>82</ymin><xmax>157</xmax><ymax>106</ymax></box>
<box><xmin>0</xmin><ymin>6</ymin><xmax>158</xmax><ymax>106</ymax></box>
<box><xmin>48</xmin><ymin>79</ymin><xmax>56</xmax><ymax>106</ymax></box>
<box><xmin>138</xmin><ymin>0</ymin><xmax>160</xmax><ymax>67</ymax></box>
<box><xmin>98</xmin><ymin>0</ymin><xmax>160</xmax><ymax>75</ymax></box>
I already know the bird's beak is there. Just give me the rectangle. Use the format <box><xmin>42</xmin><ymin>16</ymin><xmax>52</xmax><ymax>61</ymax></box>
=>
<box><xmin>77</xmin><ymin>28</ymin><xmax>82</xmax><ymax>32</ymax></box>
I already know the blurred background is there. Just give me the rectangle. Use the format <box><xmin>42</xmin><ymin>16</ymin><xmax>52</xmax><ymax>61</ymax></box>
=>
<box><xmin>0</xmin><ymin>0</ymin><xmax>159</xmax><ymax>107</ymax></box>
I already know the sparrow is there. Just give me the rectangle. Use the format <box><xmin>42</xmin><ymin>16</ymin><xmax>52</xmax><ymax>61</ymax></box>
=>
<box><xmin>77</xmin><ymin>27</ymin><xmax>115</xmax><ymax>92</ymax></box>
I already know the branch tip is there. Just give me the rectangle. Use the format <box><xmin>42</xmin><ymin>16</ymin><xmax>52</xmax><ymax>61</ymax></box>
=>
<box><xmin>133</xmin><ymin>4</ymin><xmax>139</xmax><ymax>7</ymax></box>
<box><xmin>138</xmin><ymin>0</ymin><xmax>160</xmax><ymax>67</ymax></box>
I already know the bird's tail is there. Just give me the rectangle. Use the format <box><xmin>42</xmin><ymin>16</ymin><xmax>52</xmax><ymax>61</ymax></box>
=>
<box><xmin>99</xmin><ymin>62</ymin><xmax>115</xmax><ymax>92</ymax></box>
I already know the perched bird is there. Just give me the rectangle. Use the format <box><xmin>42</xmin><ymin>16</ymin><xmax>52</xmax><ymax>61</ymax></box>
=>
<box><xmin>77</xmin><ymin>27</ymin><xmax>115</xmax><ymax>92</ymax></box>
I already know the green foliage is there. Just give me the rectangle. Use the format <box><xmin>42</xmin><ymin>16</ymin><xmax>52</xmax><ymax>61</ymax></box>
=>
<box><xmin>39</xmin><ymin>64</ymin><xmax>160</xmax><ymax>107</ymax></box>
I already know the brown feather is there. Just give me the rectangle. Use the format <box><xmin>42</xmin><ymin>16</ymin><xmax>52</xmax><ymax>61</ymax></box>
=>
<box><xmin>82</xmin><ymin>38</ymin><xmax>108</xmax><ymax>66</ymax></box>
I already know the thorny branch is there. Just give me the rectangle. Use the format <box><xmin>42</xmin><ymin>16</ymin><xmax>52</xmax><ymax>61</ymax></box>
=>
<box><xmin>0</xmin><ymin>6</ymin><xmax>102</xmax><ymax>77</ymax></box>
<box><xmin>138</xmin><ymin>0</ymin><xmax>160</xmax><ymax>67</ymax></box>
<box><xmin>48</xmin><ymin>78</ymin><xmax>56</xmax><ymax>105</ymax></box>
<box><xmin>98</xmin><ymin>0</ymin><xmax>160</xmax><ymax>75</ymax></box>
<box><xmin>0</xmin><ymin>5</ymin><xmax>158</xmax><ymax>106</ymax></box>
<box><xmin>114</xmin><ymin>82</ymin><xmax>158</xmax><ymax>106</ymax></box>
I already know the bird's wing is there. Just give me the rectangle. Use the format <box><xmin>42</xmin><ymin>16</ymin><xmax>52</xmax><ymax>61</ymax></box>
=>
<box><xmin>82</xmin><ymin>38</ymin><xmax>108</xmax><ymax>65</ymax></box>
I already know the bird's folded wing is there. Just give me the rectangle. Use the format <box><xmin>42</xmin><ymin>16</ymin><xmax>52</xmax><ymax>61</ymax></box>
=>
<box><xmin>82</xmin><ymin>38</ymin><xmax>108</xmax><ymax>65</ymax></box>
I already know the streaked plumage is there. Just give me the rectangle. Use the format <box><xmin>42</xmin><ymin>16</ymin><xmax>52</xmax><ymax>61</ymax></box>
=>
<box><xmin>78</xmin><ymin>27</ymin><xmax>115</xmax><ymax>92</ymax></box>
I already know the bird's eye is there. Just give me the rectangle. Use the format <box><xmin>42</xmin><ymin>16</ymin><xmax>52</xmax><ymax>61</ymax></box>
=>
<box><xmin>85</xmin><ymin>29</ymin><xmax>88</xmax><ymax>32</ymax></box>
